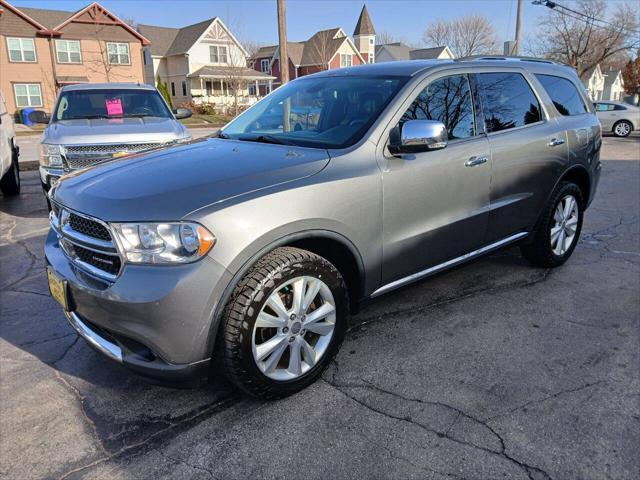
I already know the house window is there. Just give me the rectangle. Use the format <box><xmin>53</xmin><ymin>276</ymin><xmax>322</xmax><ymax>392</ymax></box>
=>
<box><xmin>340</xmin><ymin>54</ymin><xmax>353</xmax><ymax>68</ymax></box>
<box><xmin>55</xmin><ymin>40</ymin><xmax>82</xmax><ymax>64</ymax></box>
<box><xmin>13</xmin><ymin>84</ymin><xmax>42</xmax><ymax>107</ymax></box>
<box><xmin>182</xmin><ymin>81</ymin><xmax>187</xmax><ymax>96</ymax></box>
<box><xmin>260</xmin><ymin>58</ymin><xmax>270</xmax><ymax>73</ymax></box>
<box><xmin>368</xmin><ymin>53</ymin><xmax>374</xmax><ymax>64</ymax></box>
<box><xmin>171</xmin><ymin>82</ymin><xmax>175</xmax><ymax>96</ymax></box>
<box><xmin>248</xmin><ymin>83</ymin><xmax>257</xmax><ymax>96</ymax></box>
<box><xmin>205</xmin><ymin>80</ymin><xmax>213</xmax><ymax>96</ymax></box>
<box><xmin>209</xmin><ymin>45</ymin><xmax>228</xmax><ymax>64</ymax></box>
<box><xmin>7</xmin><ymin>38</ymin><xmax>36</xmax><ymax>62</ymax></box>
<box><xmin>369</xmin><ymin>38</ymin><xmax>374</xmax><ymax>45</ymax></box>
<box><xmin>107</xmin><ymin>42</ymin><xmax>130</xmax><ymax>64</ymax></box>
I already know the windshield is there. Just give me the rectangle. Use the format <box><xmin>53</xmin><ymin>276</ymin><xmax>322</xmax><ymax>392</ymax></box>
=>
<box><xmin>53</xmin><ymin>89</ymin><xmax>172</xmax><ymax>122</ymax></box>
<box><xmin>221</xmin><ymin>76</ymin><xmax>408</xmax><ymax>149</ymax></box>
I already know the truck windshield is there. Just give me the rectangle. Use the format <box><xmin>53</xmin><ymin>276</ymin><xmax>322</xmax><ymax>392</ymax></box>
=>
<box><xmin>53</xmin><ymin>89</ymin><xmax>172</xmax><ymax>122</ymax></box>
<box><xmin>221</xmin><ymin>76</ymin><xmax>408</xmax><ymax>149</ymax></box>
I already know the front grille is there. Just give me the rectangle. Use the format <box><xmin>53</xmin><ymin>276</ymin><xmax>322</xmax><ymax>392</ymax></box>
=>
<box><xmin>69</xmin><ymin>213</ymin><xmax>111</xmax><ymax>241</ymax></box>
<box><xmin>64</xmin><ymin>143</ymin><xmax>166</xmax><ymax>169</ymax></box>
<box><xmin>72</xmin><ymin>245</ymin><xmax>122</xmax><ymax>276</ymax></box>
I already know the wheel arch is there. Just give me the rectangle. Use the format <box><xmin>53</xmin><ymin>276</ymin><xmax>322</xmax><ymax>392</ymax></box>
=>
<box><xmin>612</xmin><ymin>118</ymin><xmax>633</xmax><ymax>133</ymax></box>
<box><xmin>559</xmin><ymin>165</ymin><xmax>591</xmax><ymax>206</ymax></box>
<box><xmin>205</xmin><ymin>229</ymin><xmax>366</xmax><ymax>361</ymax></box>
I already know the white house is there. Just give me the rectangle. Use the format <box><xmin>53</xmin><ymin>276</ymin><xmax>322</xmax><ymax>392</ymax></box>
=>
<box><xmin>583</xmin><ymin>64</ymin><xmax>605</xmax><ymax>101</ymax></box>
<box><xmin>602</xmin><ymin>68</ymin><xmax>625</xmax><ymax>101</ymax></box>
<box><xmin>138</xmin><ymin>18</ymin><xmax>274</xmax><ymax>111</ymax></box>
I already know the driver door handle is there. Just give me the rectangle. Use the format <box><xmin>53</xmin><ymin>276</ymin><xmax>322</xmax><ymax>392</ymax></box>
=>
<box><xmin>548</xmin><ymin>138</ymin><xmax>565</xmax><ymax>147</ymax></box>
<box><xmin>465</xmin><ymin>156</ymin><xmax>488</xmax><ymax>167</ymax></box>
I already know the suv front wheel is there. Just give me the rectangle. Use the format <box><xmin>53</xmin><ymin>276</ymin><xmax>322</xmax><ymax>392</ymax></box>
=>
<box><xmin>220</xmin><ymin>247</ymin><xmax>348</xmax><ymax>399</ymax></box>
<box><xmin>521</xmin><ymin>182</ymin><xmax>584</xmax><ymax>267</ymax></box>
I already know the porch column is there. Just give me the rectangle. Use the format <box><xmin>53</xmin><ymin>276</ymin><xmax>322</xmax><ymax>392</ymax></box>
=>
<box><xmin>268</xmin><ymin>79</ymin><xmax>273</xmax><ymax>93</ymax></box>
<box><xmin>199</xmin><ymin>77</ymin><xmax>203</xmax><ymax>100</ymax></box>
<box><xmin>255</xmin><ymin>80</ymin><xmax>259</xmax><ymax>96</ymax></box>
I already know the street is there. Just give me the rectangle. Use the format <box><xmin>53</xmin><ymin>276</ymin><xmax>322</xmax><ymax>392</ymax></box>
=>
<box><xmin>1</xmin><ymin>135</ymin><xmax>638</xmax><ymax>480</ymax></box>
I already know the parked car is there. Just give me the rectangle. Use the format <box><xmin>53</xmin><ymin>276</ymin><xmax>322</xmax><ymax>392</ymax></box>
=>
<box><xmin>45</xmin><ymin>58</ymin><xmax>601</xmax><ymax>398</ymax></box>
<box><xmin>595</xmin><ymin>101</ymin><xmax>640</xmax><ymax>137</ymax></box>
<box><xmin>38</xmin><ymin>83</ymin><xmax>192</xmax><ymax>196</ymax></box>
<box><xmin>0</xmin><ymin>90</ymin><xmax>20</xmax><ymax>196</ymax></box>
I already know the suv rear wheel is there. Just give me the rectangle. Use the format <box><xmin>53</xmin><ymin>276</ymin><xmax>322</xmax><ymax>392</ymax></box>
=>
<box><xmin>521</xmin><ymin>182</ymin><xmax>584</xmax><ymax>267</ymax></box>
<box><xmin>220</xmin><ymin>247</ymin><xmax>348</xmax><ymax>399</ymax></box>
<box><xmin>0</xmin><ymin>146</ymin><xmax>20</xmax><ymax>196</ymax></box>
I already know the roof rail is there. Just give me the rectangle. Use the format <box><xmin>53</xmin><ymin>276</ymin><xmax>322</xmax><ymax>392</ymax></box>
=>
<box><xmin>457</xmin><ymin>55</ymin><xmax>561</xmax><ymax>65</ymax></box>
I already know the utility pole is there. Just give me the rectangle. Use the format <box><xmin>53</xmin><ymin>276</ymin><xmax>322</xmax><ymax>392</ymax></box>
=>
<box><xmin>514</xmin><ymin>0</ymin><xmax>523</xmax><ymax>55</ymax></box>
<box><xmin>277</xmin><ymin>0</ymin><xmax>289</xmax><ymax>85</ymax></box>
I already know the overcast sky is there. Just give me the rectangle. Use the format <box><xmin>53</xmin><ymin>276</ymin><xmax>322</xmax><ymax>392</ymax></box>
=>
<box><xmin>6</xmin><ymin>0</ymin><xmax>604</xmax><ymax>47</ymax></box>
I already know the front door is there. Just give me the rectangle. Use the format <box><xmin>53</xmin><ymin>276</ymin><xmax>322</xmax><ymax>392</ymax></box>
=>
<box><xmin>379</xmin><ymin>73</ymin><xmax>492</xmax><ymax>284</ymax></box>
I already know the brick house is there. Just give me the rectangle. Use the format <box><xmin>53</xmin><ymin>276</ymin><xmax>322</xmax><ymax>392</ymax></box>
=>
<box><xmin>0</xmin><ymin>0</ymin><xmax>150</xmax><ymax>114</ymax></box>
<box><xmin>249</xmin><ymin>5</ymin><xmax>375</xmax><ymax>95</ymax></box>
<box><xmin>138</xmin><ymin>17</ymin><xmax>275</xmax><ymax>111</ymax></box>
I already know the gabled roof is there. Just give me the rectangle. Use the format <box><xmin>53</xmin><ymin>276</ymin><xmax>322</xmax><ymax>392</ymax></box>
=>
<box><xmin>188</xmin><ymin>65</ymin><xmax>275</xmax><ymax>80</ymax></box>
<box><xmin>139</xmin><ymin>18</ymin><xmax>215</xmax><ymax>56</ymax></box>
<box><xmin>250</xmin><ymin>45</ymin><xmax>278</xmax><ymax>61</ymax></box>
<box><xmin>375</xmin><ymin>43</ymin><xmax>412</xmax><ymax>61</ymax></box>
<box><xmin>0</xmin><ymin>0</ymin><xmax>59</xmax><ymax>34</ymax></box>
<box><xmin>353</xmin><ymin>4</ymin><xmax>375</xmax><ymax>36</ymax></box>
<box><xmin>18</xmin><ymin>6</ymin><xmax>74</xmax><ymax>29</ymax></box>
<box><xmin>300</xmin><ymin>28</ymin><xmax>347</xmax><ymax>66</ymax></box>
<box><xmin>410</xmin><ymin>46</ymin><xmax>453</xmax><ymax>60</ymax></box>
<box><xmin>250</xmin><ymin>42</ymin><xmax>304</xmax><ymax>66</ymax></box>
<box><xmin>603</xmin><ymin>69</ymin><xmax>623</xmax><ymax>87</ymax></box>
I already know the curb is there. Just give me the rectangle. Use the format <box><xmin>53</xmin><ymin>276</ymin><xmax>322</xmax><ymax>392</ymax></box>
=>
<box><xmin>19</xmin><ymin>160</ymin><xmax>39</xmax><ymax>171</ymax></box>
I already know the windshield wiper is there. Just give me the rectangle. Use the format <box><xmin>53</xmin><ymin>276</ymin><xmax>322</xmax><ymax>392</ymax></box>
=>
<box><xmin>122</xmin><ymin>114</ymin><xmax>160</xmax><ymax>118</ymax></box>
<box><xmin>237</xmin><ymin>135</ymin><xmax>297</xmax><ymax>146</ymax></box>
<box><xmin>67</xmin><ymin>114</ymin><xmax>110</xmax><ymax>120</ymax></box>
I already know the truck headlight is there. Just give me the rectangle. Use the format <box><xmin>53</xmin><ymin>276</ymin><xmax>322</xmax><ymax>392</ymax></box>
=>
<box><xmin>111</xmin><ymin>222</ymin><xmax>215</xmax><ymax>264</ymax></box>
<box><xmin>40</xmin><ymin>144</ymin><xmax>64</xmax><ymax>167</ymax></box>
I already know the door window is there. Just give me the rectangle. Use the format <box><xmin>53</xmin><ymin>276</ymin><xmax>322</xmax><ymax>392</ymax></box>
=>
<box><xmin>477</xmin><ymin>72</ymin><xmax>542</xmax><ymax>133</ymax></box>
<box><xmin>400</xmin><ymin>74</ymin><xmax>476</xmax><ymax>140</ymax></box>
<box><xmin>535</xmin><ymin>74</ymin><xmax>587</xmax><ymax>116</ymax></box>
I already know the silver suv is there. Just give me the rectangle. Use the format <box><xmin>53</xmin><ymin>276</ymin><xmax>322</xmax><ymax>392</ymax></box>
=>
<box><xmin>45</xmin><ymin>58</ymin><xmax>601</xmax><ymax>398</ymax></box>
<box><xmin>38</xmin><ymin>83</ymin><xmax>191</xmax><ymax>195</ymax></box>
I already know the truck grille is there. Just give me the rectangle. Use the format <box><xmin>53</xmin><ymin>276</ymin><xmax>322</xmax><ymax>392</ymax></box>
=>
<box><xmin>64</xmin><ymin>143</ymin><xmax>166</xmax><ymax>170</ymax></box>
<box><xmin>50</xmin><ymin>205</ymin><xmax>122</xmax><ymax>281</ymax></box>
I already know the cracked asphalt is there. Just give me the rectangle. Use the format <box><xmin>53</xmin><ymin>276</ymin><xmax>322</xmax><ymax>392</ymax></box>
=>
<box><xmin>1</xmin><ymin>135</ymin><xmax>639</xmax><ymax>480</ymax></box>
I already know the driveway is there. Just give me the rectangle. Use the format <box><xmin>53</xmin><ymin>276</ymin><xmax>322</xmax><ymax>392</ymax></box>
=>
<box><xmin>1</xmin><ymin>136</ymin><xmax>638</xmax><ymax>480</ymax></box>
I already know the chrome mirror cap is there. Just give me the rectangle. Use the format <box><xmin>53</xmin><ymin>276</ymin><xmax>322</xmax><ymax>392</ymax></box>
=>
<box><xmin>389</xmin><ymin>119</ymin><xmax>448</xmax><ymax>154</ymax></box>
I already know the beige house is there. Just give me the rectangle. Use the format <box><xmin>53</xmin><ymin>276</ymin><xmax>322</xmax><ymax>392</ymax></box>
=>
<box><xmin>375</xmin><ymin>43</ymin><xmax>455</xmax><ymax>63</ymax></box>
<box><xmin>138</xmin><ymin>18</ymin><xmax>274</xmax><ymax>112</ymax></box>
<box><xmin>0</xmin><ymin>0</ymin><xmax>149</xmax><ymax>114</ymax></box>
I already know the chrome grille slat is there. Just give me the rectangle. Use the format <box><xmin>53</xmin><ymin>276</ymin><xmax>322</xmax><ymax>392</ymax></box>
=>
<box><xmin>51</xmin><ymin>203</ymin><xmax>122</xmax><ymax>281</ymax></box>
<box><xmin>63</xmin><ymin>143</ymin><xmax>166</xmax><ymax>170</ymax></box>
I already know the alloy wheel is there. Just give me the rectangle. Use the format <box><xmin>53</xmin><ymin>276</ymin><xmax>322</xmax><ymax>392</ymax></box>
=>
<box><xmin>615</xmin><ymin>122</ymin><xmax>631</xmax><ymax>136</ymax></box>
<box><xmin>252</xmin><ymin>276</ymin><xmax>336</xmax><ymax>381</ymax></box>
<box><xmin>550</xmin><ymin>194</ymin><xmax>579</xmax><ymax>256</ymax></box>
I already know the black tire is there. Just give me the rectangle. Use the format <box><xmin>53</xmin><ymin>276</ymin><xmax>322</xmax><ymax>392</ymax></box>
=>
<box><xmin>613</xmin><ymin>120</ymin><xmax>632</xmax><ymax>137</ymax></box>
<box><xmin>0</xmin><ymin>146</ymin><xmax>20</xmax><ymax>196</ymax></box>
<box><xmin>220</xmin><ymin>247</ymin><xmax>348</xmax><ymax>399</ymax></box>
<box><xmin>520</xmin><ymin>182</ymin><xmax>584</xmax><ymax>268</ymax></box>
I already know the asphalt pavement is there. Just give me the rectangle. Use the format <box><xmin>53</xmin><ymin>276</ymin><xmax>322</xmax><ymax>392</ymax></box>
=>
<box><xmin>1</xmin><ymin>135</ymin><xmax>638</xmax><ymax>480</ymax></box>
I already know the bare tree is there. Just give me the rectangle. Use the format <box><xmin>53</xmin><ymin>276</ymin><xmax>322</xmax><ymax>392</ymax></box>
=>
<box><xmin>309</xmin><ymin>30</ymin><xmax>337</xmax><ymax>71</ymax></box>
<box><xmin>533</xmin><ymin>0</ymin><xmax>639</xmax><ymax>78</ymax></box>
<box><xmin>377</xmin><ymin>30</ymin><xmax>398</xmax><ymax>46</ymax></box>
<box><xmin>423</xmin><ymin>14</ymin><xmax>498</xmax><ymax>58</ymax></box>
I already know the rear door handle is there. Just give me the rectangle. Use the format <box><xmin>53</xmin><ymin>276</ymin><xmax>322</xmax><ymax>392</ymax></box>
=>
<box><xmin>465</xmin><ymin>156</ymin><xmax>488</xmax><ymax>167</ymax></box>
<box><xmin>548</xmin><ymin>138</ymin><xmax>565</xmax><ymax>147</ymax></box>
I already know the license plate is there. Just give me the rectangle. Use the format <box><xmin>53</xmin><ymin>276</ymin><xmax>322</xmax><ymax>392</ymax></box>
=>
<box><xmin>47</xmin><ymin>268</ymin><xmax>68</xmax><ymax>311</ymax></box>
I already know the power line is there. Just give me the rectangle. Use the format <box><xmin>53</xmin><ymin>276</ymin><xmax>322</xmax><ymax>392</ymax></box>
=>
<box><xmin>532</xmin><ymin>0</ymin><xmax>640</xmax><ymax>37</ymax></box>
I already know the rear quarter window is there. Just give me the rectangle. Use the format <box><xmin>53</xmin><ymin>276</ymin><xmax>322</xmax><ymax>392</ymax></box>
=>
<box><xmin>535</xmin><ymin>74</ymin><xmax>588</xmax><ymax>116</ymax></box>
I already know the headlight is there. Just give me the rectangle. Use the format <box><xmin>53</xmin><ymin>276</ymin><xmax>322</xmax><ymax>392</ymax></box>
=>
<box><xmin>176</xmin><ymin>135</ymin><xmax>192</xmax><ymax>143</ymax></box>
<box><xmin>40</xmin><ymin>144</ymin><xmax>64</xmax><ymax>167</ymax></box>
<box><xmin>111</xmin><ymin>222</ymin><xmax>215</xmax><ymax>264</ymax></box>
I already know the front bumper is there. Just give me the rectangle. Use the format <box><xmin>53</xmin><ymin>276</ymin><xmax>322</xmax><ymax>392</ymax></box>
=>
<box><xmin>40</xmin><ymin>165</ymin><xmax>64</xmax><ymax>192</ymax></box>
<box><xmin>45</xmin><ymin>228</ymin><xmax>233</xmax><ymax>385</ymax></box>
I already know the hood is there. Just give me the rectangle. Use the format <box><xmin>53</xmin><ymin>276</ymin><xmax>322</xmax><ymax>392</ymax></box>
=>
<box><xmin>44</xmin><ymin>117</ymin><xmax>188</xmax><ymax>145</ymax></box>
<box><xmin>51</xmin><ymin>138</ymin><xmax>330</xmax><ymax>221</ymax></box>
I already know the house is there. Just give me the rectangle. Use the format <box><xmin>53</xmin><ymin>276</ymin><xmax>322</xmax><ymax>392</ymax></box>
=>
<box><xmin>375</xmin><ymin>43</ymin><xmax>455</xmax><ymax>63</ymax></box>
<box><xmin>582</xmin><ymin>64</ymin><xmax>605</xmax><ymax>101</ymax></box>
<box><xmin>602</xmin><ymin>68</ymin><xmax>625</xmax><ymax>101</ymax></box>
<box><xmin>0</xmin><ymin>0</ymin><xmax>150</xmax><ymax>114</ymax></box>
<box><xmin>138</xmin><ymin>18</ymin><xmax>274</xmax><ymax>111</ymax></box>
<box><xmin>249</xmin><ymin>5</ymin><xmax>373</xmax><ymax>94</ymax></box>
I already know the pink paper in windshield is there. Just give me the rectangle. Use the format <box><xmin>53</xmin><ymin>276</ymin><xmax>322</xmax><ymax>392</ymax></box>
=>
<box><xmin>105</xmin><ymin>98</ymin><xmax>123</xmax><ymax>117</ymax></box>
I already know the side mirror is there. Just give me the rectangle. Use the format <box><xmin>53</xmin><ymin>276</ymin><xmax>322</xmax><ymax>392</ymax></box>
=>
<box><xmin>173</xmin><ymin>108</ymin><xmax>192</xmax><ymax>120</ymax></box>
<box><xmin>388</xmin><ymin>119</ymin><xmax>448</xmax><ymax>155</ymax></box>
<box><xmin>29</xmin><ymin>110</ymin><xmax>50</xmax><ymax>124</ymax></box>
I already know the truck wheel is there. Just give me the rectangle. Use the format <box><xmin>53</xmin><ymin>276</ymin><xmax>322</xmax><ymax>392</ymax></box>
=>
<box><xmin>221</xmin><ymin>247</ymin><xmax>348</xmax><ymax>399</ymax></box>
<box><xmin>0</xmin><ymin>147</ymin><xmax>20</xmax><ymax>196</ymax></box>
<box><xmin>613</xmin><ymin>120</ymin><xmax>632</xmax><ymax>137</ymax></box>
<box><xmin>521</xmin><ymin>182</ymin><xmax>583</xmax><ymax>268</ymax></box>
